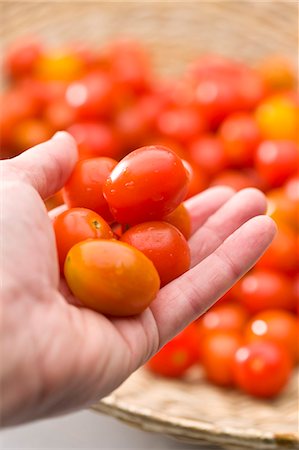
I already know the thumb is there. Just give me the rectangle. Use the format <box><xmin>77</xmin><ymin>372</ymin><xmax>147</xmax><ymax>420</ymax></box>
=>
<box><xmin>8</xmin><ymin>132</ymin><xmax>78</xmax><ymax>199</ymax></box>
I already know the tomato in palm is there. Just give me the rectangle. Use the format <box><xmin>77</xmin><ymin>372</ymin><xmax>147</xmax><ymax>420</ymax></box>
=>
<box><xmin>121</xmin><ymin>221</ymin><xmax>190</xmax><ymax>286</ymax></box>
<box><xmin>67</xmin><ymin>122</ymin><xmax>121</xmax><ymax>160</ymax></box>
<box><xmin>256</xmin><ymin>224</ymin><xmax>297</xmax><ymax>275</ymax></box>
<box><xmin>245</xmin><ymin>310</ymin><xmax>299</xmax><ymax>363</ymax></box>
<box><xmin>233</xmin><ymin>269</ymin><xmax>296</xmax><ymax>313</ymax></box>
<box><xmin>254</xmin><ymin>140</ymin><xmax>299</xmax><ymax>188</ymax></box>
<box><xmin>233</xmin><ymin>341</ymin><xmax>293</xmax><ymax>398</ymax></box>
<box><xmin>163</xmin><ymin>203</ymin><xmax>191</xmax><ymax>240</ymax></box>
<box><xmin>103</xmin><ymin>146</ymin><xmax>189</xmax><ymax>225</ymax></box>
<box><xmin>188</xmin><ymin>134</ymin><xmax>228</xmax><ymax>177</ymax></box>
<box><xmin>64</xmin><ymin>239</ymin><xmax>160</xmax><ymax>316</ymax></box>
<box><xmin>63</xmin><ymin>157</ymin><xmax>118</xmax><ymax>223</ymax></box>
<box><xmin>53</xmin><ymin>207</ymin><xmax>113</xmax><ymax>271</ymax></box>
<box><xmin>219</xmin><ymin>113</ymin><xmax>261</xmax><ymax>168</ymax></box>
<box><xmin>146</xmin><ymin>323</ymin><xmax>200</xmax><ymax>378</ymax></box>
<box><xmin>201</xmin><ymin>330</ymin><xmax>243</xmax><ymax>387</ymax></box>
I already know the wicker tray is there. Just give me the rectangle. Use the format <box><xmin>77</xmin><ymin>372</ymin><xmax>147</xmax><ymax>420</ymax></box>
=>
<box><xmin>2</xmin><ymin>2</ymin><xmax>298</xmax><ymax>449</ymax></box>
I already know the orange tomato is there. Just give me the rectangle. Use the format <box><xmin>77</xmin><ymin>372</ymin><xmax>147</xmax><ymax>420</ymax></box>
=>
<box><xmin>64</xmin><ymin>239</ymin><xmax>160</xmax><ymax>316</ymax></box>
<box><xmin>163</xmin><ymin>203</ymin><xmax>191</xmax><ymax>240</ymax></box>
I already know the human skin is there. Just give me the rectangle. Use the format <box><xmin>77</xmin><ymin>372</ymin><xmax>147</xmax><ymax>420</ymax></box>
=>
<box><xmin>0</xmin><ymin>132</ymin><xmax>276</xmax><ymax>426</ymax></box>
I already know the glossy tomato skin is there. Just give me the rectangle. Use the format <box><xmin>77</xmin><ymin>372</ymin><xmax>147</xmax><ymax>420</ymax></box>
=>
<box><xmin>104</xmin><ymin>146</ymin><xmax>189</xmax><ymax>225</ymax></box>
<box><xmin>63</xmin><ymin>157</ymin><xmax>117</xmax><ymax>223</ymax></box>
<box><xmin>146</xmin><ymin>323</ymin><xmax>200</xmax><ymax>378</ymax></box>
<box><xmin>64</xmin><ymin>239</ymin><xmax>160</xmax><ymax>316</ymax></box>
<box><xmin>53</xmin><ymin>207</ymin><xmax>113</xmax><ymax>271</ymax></box>
<box><xmin>163</xmin><ymin>203</ymin><xmax>191</xmax><ymax>240</ymax></box>
<box><xmin>233</xmin><ymin>269</ymin><xmax>296</xmax><ymax>313</ymax></box>
<box><xmin>233</xmin><ymin>341</ymin><xmax>293</xmax><ymax>398</ymax></box>
<box><xmin>201</xmin><ymin>330</ymin><xmax>243</xmax><ymax>387</ymax></box>
<box><xmin>245</xmin><ymin>309</ymin><xmax>299</xmax><ymax>363</ymax></box>
<box><xmin>121</xmin><ymin>221</ymin><xmax>190</xmax><ymax>287</ymax></box>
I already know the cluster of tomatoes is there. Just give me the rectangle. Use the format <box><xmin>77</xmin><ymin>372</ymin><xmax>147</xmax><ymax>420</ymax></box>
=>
<box><xmin>54</xmin><ymin>145</ymin><xmax>191</xmax><ymax>315</ymax></box>
<box><xmin>1</xmin><ymin>37</ymin><xmax>298</xmax><ymax>399</ymax></box>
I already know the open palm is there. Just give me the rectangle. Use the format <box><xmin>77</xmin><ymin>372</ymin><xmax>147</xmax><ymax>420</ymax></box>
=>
<box><xmin>1</xmin><ymin>132</ymin><xmax>276</xmax><ymax>426</ymax></box>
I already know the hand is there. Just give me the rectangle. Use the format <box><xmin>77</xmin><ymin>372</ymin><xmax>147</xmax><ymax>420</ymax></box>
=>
<box><xmin>1</xmin><ymin>132</ymin><xmax>276</xmax><ymax>426</ymax></box>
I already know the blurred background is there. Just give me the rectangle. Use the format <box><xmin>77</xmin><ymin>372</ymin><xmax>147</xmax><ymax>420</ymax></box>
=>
<box><xmin>1</xmin><ymin>1</ymin><xmax>298</xmax><ymax>449</ymax></box>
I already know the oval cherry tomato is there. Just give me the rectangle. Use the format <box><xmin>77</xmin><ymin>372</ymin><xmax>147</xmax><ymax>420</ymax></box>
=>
<box><xmin>188</xmin><ymin>134</ymin><xmax>228</xmax><ymax>177</ymax></box>
<box><xmin>64</xmin><ymin>239</ymin><xmax>160</xmax><ymax>316</ymax></box>
<box><xmin>233</xmin><ymin>269</ymin><xmax>296</xmax><ymax>313</ymax></box>
<box><xmin>104</xmin><ymin>146</ymin><xmax>189</xmax><ymax>225</ymax></box>
<box><xmin>146</xmin><ymin>323</ymin><xmax>200</xmax><ymax>378</ymax></box>
<box><xmin>53</xmin><ymin>207</ymin><xmax>113</xmax><ymax>272</ymax></box>
<box><xmin>67</xmin><ymin>122</ymin><xmax>121</xmax><ymax>160</ymax></box>
<box><xmin>163</xmin><ymin>203</ymin><xmax>191</xmax><ymax>240</ymax></box>
<box><xmin>245</xmin><ymin>310</ymin><xmax>299</xmax><ymax>363</ymax></box>
<box><xmin>233</xmin><ymin>341</ymin><xmax>293</xmax><ymax>398</ymax></box>
<box><xmin>267</xmin><ymin>187</ymin><xmax>298</xmax><ymax>230</ymax></box>
<box><xmin>63</xmin><ymin>157</ymin><xmax>118</xmax><ymax>223</ymax></box>
<box><xmin>121</xmin><ymin>221</ymin><xmax>190</xmax><ymax>286</ymax></box>
<box><xmin>254</xmin><ymin>140</ymin><xmax>299</xmax><ymax>188</ymax></box>
<box><xmin>44</xmin><ymin>99</ymin><xmax>77</xmax><ymax>131</ymax></box>
<box><xmin>201</xmin><ymin>330</ymin><xmax>243</xmax><ymax>387</ymax></box>
<box><xmin>219</xmin><ymin>113</ymin><xmax>261</xmax><ymax>168</ymax></box>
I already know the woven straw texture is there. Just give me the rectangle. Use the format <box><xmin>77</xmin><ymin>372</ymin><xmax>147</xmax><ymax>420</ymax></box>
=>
<box><xmin>1</xmin><ymin>1</ymin><xmax>299</xmax><ymax>449</ymax></box>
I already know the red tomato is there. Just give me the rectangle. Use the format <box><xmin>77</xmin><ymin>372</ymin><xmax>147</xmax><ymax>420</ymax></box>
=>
<box><xmin>233</xmin><ymin>341</ymin><xmax>293</xmax><ymax>398</ymax></box>
<box><xmin>219</xmin><ymin>113</ymin><xmax>261</xmax><ymax>167</ymax></box>
<box><xmin>64</xmin><ymin>239</ymin><xmax>160</xmax><ymax>316</ymax></box>
<box><xmin>146</xmin><ymin>324</ymin><xmax>200</xmax><ymax>378</ymax></box>
<box><xmin>185</xmin><ymin>164</ymin><xmax>208</xmax><ymax>198</ymax></box>
<box><xmin>121</xmin><ymin>221</ymin><xmax>190</xmax><ymax>286</ymax></box>
<box><xmin>114</xmin><ymin>103</ymin><xmax>151</xmax><ymax>151</ymax></box>
<box><xmin>65</xmin><ymin>70</ymin><xmax>115</xmax><ymax>119</ymax></box>
<box><xmin>163</xmin><ymin>203</ymin><xmax>191</xmax><ymax>240</ymax></box>
<box><xmin>53</xmin><ymin>207</ymin><xmax>113</xmax><ymax>271</ymax></box>
<box><xmin>13</xmin><ymin>119</ymin><xmax>53</xmax><ymax>151</ymax></box>
<box><xmin>103</xmin><ymin>146</ymin><xmax>189</xmax><ymax>225</ymax></box>
<box><xmin>267</xmin><ymin>187</ymin><xmax>298</xmax><ymax>231</ymax></box>
<box><xmin>188</xmin><ymin>134</ymin><xmax>228</xmax><ymax>177</ymax></box>
<box><xmin>256</xmin><ymin>224</ymin><xmax>297</xmax><ymax>275</ymax></box>
<box><xmin>4</xmin><ymin>38</ymin><xmax>43</xmax><ymax>79</ymax></box>
<box><xmin>210</xmin><ymin>169</ymin><xmax>261</xmax><ymax>191</ymax></box>
<box><xmin>44</xmin><ymin>99</ymin><xmax>77</xmax><ymax>131</ymax></box>
<box><xmin>245</xmin><ymin>309</ymin><xmax>299</xmax><ymax>363</ymax></box>
<box><xmin>233</xmin><ymin>269</ymin><xmax>296</xmax><ymax>313</ymax></box>
<box><xmin>67</xmin><ymin>122</ymin><xmax>122</xmax><ymax>160</ymax></box>
<box><xmin>198</xmin><ymin>303</ymin><xmax>249</xmax><ymax>336</ymax></box>
<box><xmin>254</xmin><ymin>140</ymin><xmax>299</xmax><ymax>188</ymax></box>
<box><xmin>156</xmin><ymin>105</ymin><xmax>206</xmax><ymax>145</ymax></box>
<box><xmin>202</xmin><ymin>331</ymin><xmax>243</xmax><ymax>387</ymax></box>
<box><xmin>63</xmin><ymin>157</ymin><xmax>118</xmax><ymax>223</ymax></box>
<box><xmin>106</xmin><ymin>39</ymin><xmax>151</xmax><ymax>93</ymax></box>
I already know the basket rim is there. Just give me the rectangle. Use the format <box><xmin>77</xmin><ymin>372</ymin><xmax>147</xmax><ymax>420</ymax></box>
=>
<box><xmin>92</xmin><ymin>396</ymin><xmax>299</xmax><ymax>449</ymax></box>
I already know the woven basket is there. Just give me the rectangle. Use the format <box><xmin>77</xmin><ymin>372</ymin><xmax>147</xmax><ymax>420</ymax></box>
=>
<box><xmin>2</xmin><ymin>2</ymin><xmax>298</xmax><ymax>449</ymax></box>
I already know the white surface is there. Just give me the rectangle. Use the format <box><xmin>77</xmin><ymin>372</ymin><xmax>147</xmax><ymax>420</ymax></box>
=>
<box><xmin>0</xmin><ymin>410</ymin><xmax>222</xmax><ymax>450</ymax></box>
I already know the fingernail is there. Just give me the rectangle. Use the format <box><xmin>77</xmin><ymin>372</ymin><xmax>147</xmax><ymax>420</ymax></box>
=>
<box><xmin>52</xmin><ymin>131</ymin><xmax>69</xmax><ymax>140</ymax></box>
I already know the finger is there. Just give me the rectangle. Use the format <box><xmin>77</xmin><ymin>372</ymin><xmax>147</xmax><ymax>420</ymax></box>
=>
<box><xmin>184</xmin><ymin>186</ymin><xmax>235</xmax><ymax>234</ymax></box>
<box><xmin>48</xmin><ymin>204</ymin><xmax>68</xmax><ymax>221</ymax></box>
<box><xmin>9</xmin><ymin>132</ymin><xmax>78</xmax><ymax>200</ymax></box>
<box><xmin>151</xmin><ymin>215</ymin><xmax>276</xmax><ymax>344</ymax></box>
<box><xmin>189</xmin><ymin>188</ymin><xmax>268</xmax><ymax>267</ymax></box>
